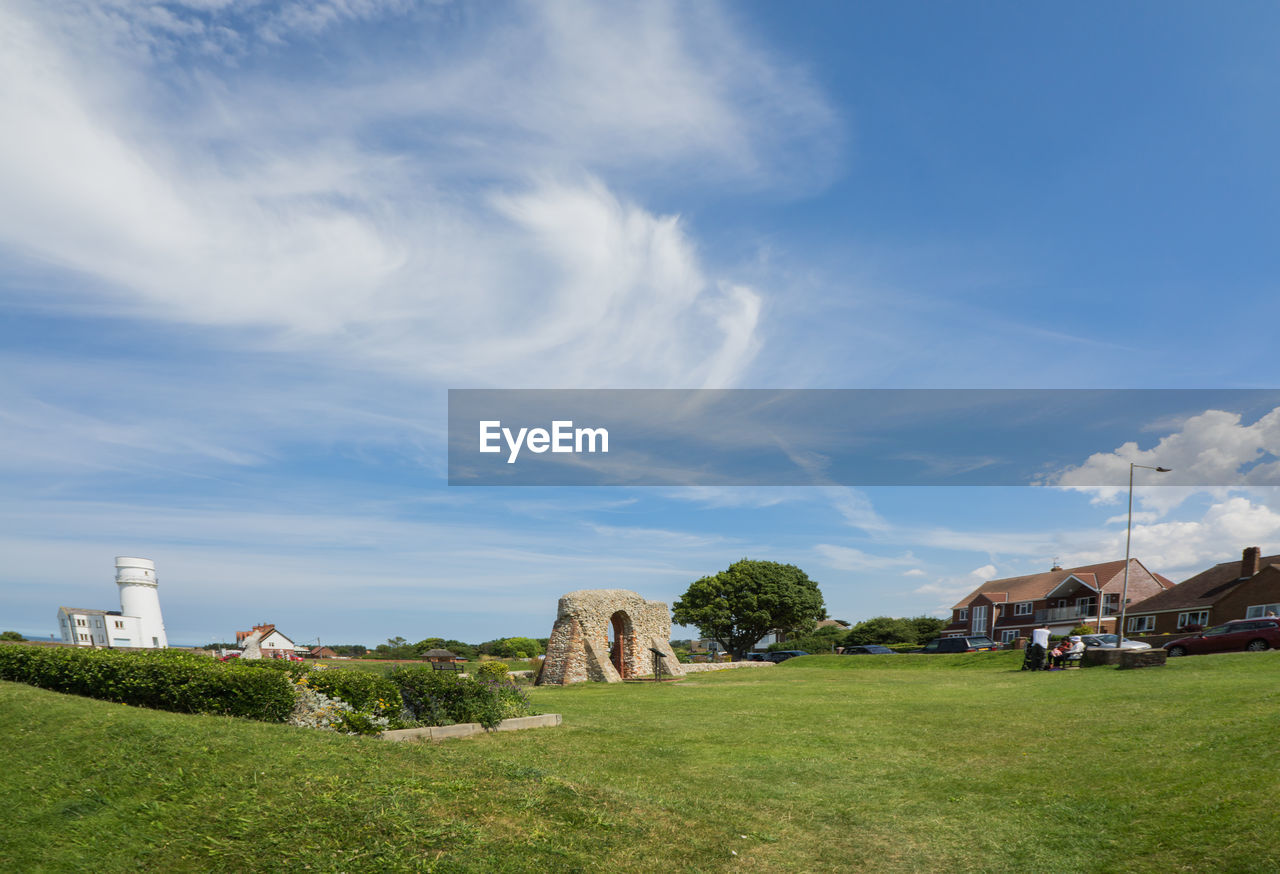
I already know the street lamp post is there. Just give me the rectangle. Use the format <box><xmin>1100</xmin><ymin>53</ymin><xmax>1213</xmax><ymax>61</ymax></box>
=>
<box><xmin>1114</xmin><ymin>463</ymin><xmax>1171</xmax><ymax>647</ymax></box>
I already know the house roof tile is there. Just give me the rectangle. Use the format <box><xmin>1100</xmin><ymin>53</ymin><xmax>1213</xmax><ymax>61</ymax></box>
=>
<box><xmin>1127</xmin><ymin>556</ymin><xmax>1280</xmax><ymax>614</ymax></box>
<box><xmin>951</xmin><ymin>559</ymin><xmax>1139</xmax><ymax>609</ymax></box>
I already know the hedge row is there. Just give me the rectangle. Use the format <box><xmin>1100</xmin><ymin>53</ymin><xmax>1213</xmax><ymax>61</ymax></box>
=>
<box><xmin>0</xmin><ymin>646</ymin><xmax>294</xmax><ymax>722</ymax></box>
<box><xmin>390</xmin><ymin>666</ymin><xmax>532</xmax><ymax>730</ymax></box>
<box><xmin>0</xmin><ymin>646</ymin><xmax>537</xmax><ymax>731</ymax></box>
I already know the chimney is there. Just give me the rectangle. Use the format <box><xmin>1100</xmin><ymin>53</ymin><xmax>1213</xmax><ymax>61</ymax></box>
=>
<box><xmin>1241</xmin><ymin>547</ymin><xmax>1261</xmax><ymax>578</ymax></box>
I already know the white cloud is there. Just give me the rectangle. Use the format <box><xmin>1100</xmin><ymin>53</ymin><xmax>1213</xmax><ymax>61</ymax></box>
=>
<box><xmin>1048</xmin><ymin>407</ymin><xmax>1280</xmax><ymax>515</ymax></box>
<box><xmin>813</xmin><ymin>544</ymin><xmax>917</xmax><ymax>572</ymax></box>
<box><xmin>1064</xmin><ymin>495</ymin><xmax>1280</xmax><ymax>581</ymax></box>
<box><xmin>970</xmin><ymin>563</ymin><xmax>997</xmax><ymax>579</ymax></box>
<box><xmin>903</xmin><ymin>568</ymin><xmax>926</xmax><ymax>577</ymax></box>
<box><xmin>0</xmin><ymin>1</ymin><xmax>837</xmax><ymax>391</ymax></box>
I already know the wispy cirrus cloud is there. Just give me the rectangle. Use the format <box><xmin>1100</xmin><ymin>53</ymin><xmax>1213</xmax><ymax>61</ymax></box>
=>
<box><xmin>1</xmin><ymin>1</ymin><xmax>837</xmax><ymax>392</ymax></box>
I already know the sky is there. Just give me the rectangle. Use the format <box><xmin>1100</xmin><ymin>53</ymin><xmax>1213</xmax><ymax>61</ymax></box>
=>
<box><xmin>4</xmin><ymin>0</ymin><xmax>1280</xmax><ymax>647</ymax></box>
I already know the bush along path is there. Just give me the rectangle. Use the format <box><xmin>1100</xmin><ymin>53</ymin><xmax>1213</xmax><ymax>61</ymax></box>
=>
<box><xmin>0</xmin><ymin>645</ymin><xmax>536</xmax><ymax>735</ymax></box>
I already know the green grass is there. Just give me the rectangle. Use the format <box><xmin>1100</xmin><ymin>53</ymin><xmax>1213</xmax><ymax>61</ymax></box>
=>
<box><xmin>4</xmin><ymin>651</ymin><xmax>1280</xmax><ymax>872</ymax></box>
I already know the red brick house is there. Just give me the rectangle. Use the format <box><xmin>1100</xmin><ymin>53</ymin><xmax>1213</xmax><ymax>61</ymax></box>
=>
<box><xmin>944</xmin><ymin>559</ymin><xmax>1174</xmax><ymax>645</ymax></box>
<box><xmin>1122</xmin><ymin>547</ymin><xmax>1280</xmax><ymax>635</ymax></box>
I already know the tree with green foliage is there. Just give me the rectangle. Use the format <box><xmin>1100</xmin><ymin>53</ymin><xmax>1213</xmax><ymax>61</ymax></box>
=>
<box><xmin>413</xmin><ymin>638</ymin><xmax>477</xmax><ymax>660</ymax></box>
<box><xmin>844</xmin><ymin>615</ymin><xmax>947</xmax><ymax>647</ymax></box>
<box><xmin>767</xmin><ymin>623</ymin><xmax>846</xmax><ymax>653</ymax></box>
<box><xmin>370</xmin><ymin>637</ymin><xmax>417</xmax><ymax>660</ymax></box>
<box><xmin>491</xmin><ymin>637</ymin><xmax>542</xmax><ymax>659</ymax></box>
<box><xmin>672</xmin><ymin>559</ymin><xmax>825</xmax><ymax>659</ymax></box>
<box><xmin>910</xmin><ymin>615</ymin><xmax>946</xmax><ymax>642</ymax></box>
<box><xmin>0</xmin><ymin>630</ymin><xmax>23</xmax><ymax>641</ymax></box>
<box><xmin>843</xmin><ymin>616</ymin><xmax>918</xmax><ymax>646</ymax></box>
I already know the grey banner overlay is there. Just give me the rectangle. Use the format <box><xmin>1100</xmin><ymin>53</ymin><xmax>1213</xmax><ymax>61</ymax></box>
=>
<box><xmin>447</xmin><ymin>389</ymin><xmax>1280</xmax><ymax>486</ymax></box>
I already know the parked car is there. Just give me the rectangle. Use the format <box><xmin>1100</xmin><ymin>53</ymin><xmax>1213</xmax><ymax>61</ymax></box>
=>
<box><xmin>1163</xmin><ymin>618</ymin><xmax>1280</xmax><ymax>657</ymax></box>
<box><xmin>842</xmin><ymin>645</ymin><xmax>896</xmax><ymax>655</ymax></box>
<box><xmin>744</xmin><ymin>652</ymin><xmax>769</xmax><ymax>661</ymax></box>
<box><xmin>917</xmin><ymin>636</ymin><xmax>998</xmax><ymax>653</ymax></box>
<box><xmin>764</xmin><ymin>650</ymin><xmax>809</xmax><ymax>663</ymax></box>
<box><xmin>1080</xmin><ymin>634</ymin><xmax>1151</xmax><ymax>651</ymax></box>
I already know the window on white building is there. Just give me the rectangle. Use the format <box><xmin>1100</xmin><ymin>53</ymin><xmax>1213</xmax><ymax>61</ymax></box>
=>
<box><xmin>1177</xmin><ymin>611</ymin><xmax>1210</xmax><ymax>628</ymax></box>
<box><xmin>76</xmin><ymin>618</ymin><xmax>86</xmax><ymax>627</ymax></box>
<box><xmin>1127</xmin><ymin>616</ymin><xmax>1155</xmax><ymax>633</ymax></box>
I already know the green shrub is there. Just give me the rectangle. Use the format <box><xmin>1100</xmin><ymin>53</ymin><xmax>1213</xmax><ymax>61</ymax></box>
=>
<box><xmin>303</xmin><ymin>667</ymin><xmax>402</xmax><ymax>715</ymax></box>
<box><xmin>0</xmin><ymin>645</ymin><xmax>294</xmax><ymax>721</ymax></box>
<box><xmin>476</xmin><ymin>661</ymin><xmax>510</xmax><ymax>682</ymax></box>
<box><xmin>389</xmin><ymin>666</ymin><xmax>534</xmax><ymax>730</ymax></box>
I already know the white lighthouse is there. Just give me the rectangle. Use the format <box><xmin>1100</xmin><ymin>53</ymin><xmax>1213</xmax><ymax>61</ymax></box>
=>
<box><xmin>115</xmin><ymin>557</ymin><xmax>167</xmax><ymax>649</ymax></box>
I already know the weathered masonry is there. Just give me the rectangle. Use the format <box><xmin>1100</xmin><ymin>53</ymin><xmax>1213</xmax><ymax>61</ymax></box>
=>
<box><xmin>537</xmin><ymin>589</ymin><xmax>684</xmax><ymax>684</ymax></box>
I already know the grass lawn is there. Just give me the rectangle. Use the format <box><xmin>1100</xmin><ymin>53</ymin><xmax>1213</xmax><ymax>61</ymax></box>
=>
<box><xmin>4</xmin><ymin>651</ymin><xmax>1280</xmax><ymax>872</ymax></box>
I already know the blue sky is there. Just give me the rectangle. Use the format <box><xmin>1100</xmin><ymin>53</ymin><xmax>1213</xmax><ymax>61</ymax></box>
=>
<box><xmin>4</xmin><ymin>1</ymin><xmax>1280</xmax><ymax>647</ymax></box>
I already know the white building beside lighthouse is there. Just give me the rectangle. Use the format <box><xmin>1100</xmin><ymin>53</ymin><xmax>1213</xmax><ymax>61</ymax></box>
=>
<box><xmin>57</xmin><ymin>557</ymin><xmax>168</xmax><ymax>649</ymax></box>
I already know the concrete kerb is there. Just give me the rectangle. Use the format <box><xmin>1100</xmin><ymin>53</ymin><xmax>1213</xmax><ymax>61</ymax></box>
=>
<box><xmin>380</xmin><ymin>713</ymin><xmax>562</xmax><ymax>742</ymax></box>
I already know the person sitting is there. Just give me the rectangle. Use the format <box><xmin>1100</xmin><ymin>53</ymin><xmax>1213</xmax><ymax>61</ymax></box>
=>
<box><xmin>1053</xmin><ymin>635</ymin><xmax>1085</xmax><ymax>668</ymax></box>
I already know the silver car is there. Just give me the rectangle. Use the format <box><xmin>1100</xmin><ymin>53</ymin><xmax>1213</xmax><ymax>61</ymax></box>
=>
<box><xmin>1080</xmin><ymin>634</ymin><xmax>1151</xmax><ymax>651</ymax></box>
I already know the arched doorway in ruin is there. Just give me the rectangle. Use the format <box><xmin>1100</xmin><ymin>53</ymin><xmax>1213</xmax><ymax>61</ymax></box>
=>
<box><xmin>607</xmin><ymin>609</ymin><xmax>635</xmax><ymax>679</ymax></box>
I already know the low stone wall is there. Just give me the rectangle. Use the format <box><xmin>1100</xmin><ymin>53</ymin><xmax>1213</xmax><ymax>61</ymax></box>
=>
<box><xmin>380</xmin><ymin>713</ymin><xmax>562</xmax><ymax>742</ymax></box>
<box><xmin>1082</xmin><ymin>649</ymin><xmax>1167</xmax><ymax>668</ymax></box>
<box><xmin>679</xmin><ymin>661</ymin><xmax>776</xmax><ymax>674</ymax></box>
<box><xmin>1119</xmin><ymin>650</ymin><xmax>1167</xmax><ymax>669</ymax></box>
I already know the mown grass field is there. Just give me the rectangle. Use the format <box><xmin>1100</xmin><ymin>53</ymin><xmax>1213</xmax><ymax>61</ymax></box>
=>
<box><xmin>4</xmin><ymin>651</ymin><xmax>1280</xmax><ymax>873</ymax></box>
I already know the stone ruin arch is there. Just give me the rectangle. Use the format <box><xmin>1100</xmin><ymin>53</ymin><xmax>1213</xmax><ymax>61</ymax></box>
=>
<box><xmin>537</xmin><ymin>589</ymin><xmax>685</xmax><ymax>684</ymax></box>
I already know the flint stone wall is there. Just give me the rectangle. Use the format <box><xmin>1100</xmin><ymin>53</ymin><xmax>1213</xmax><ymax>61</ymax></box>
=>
<box><xmin>538</xmin><ymin>589</ymin><xmax>684</xmax><ymax>685</ymax></box>
<box><xmin>679</xmin><ymin>661</ymin><xmax>776</xmax><ymax>673</ymax></box>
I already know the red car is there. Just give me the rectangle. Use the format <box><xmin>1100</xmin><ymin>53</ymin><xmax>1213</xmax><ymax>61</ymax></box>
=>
<box><xmin>1163</xmin><ymin>618</ymin><xmax>1280</xmax><ymax>657</ymax></box>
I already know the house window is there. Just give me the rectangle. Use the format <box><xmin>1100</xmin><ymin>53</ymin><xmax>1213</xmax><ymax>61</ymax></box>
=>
<box><xmin>1077</xmin><ymin>596</ymin><xmax>1096</xmax><ymax>616</ymax></box>
<box><xmin>1245</xmin><ymin>603</ymin><xmax>1280</xmax><ymax>619</ymax></box>
<box><xmin>1127</xmin><ymin>616</ymin><xmax>1155</xmax><ymax>633</ymax></box>
<box><xmin>1014</xmin><ymin>602</ymin><xmax>1032</xmax><ymax>616</ymax></box>
<box><xmin>78</xmin><ymin>633</ymin><xmax>89</xmax><ymax>642</ymax></box>
<box><xmin>1104</xmin><ymin>593</ymin><xmax>1120</xmax><ymax>612</ymax></box>
<box><xmin>1000</xmin><ymin>630</ymin><xmax>1017</xmax><ymax>643</ymax></box>
<box><xmin>957</xmin><ymin>609</ymin><xmax>968</xmax><ymax>622</ymax></box>
<box><xmin>1177</xmin><ymin>611</ymin><xmax>1210</xmax><ymax>628</ymax></box>
<box><xmin>76</xmin><ymin>618</ymin><xmax>86</xmax><ymax>627</ymax></box>
<box><xmin>114</xmin><ymin>620</ymin><xmax>124</xmax><ymax>629</ymax></box>
<box><xmin>971</xmin><ymin>605</ymin><xmax>987</xmax><ymax>631</ymax></box>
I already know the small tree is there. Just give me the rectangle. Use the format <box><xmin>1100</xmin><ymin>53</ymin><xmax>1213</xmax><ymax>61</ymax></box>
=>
<box><xmin>672</xmin><ymin>559</ymin><xmax>825</xmax><ymax>659</ymax></box>
<box><xmin>0</xmin><ymin>631</ymin><xmax>23</xmax><ymax>641</ymax></box>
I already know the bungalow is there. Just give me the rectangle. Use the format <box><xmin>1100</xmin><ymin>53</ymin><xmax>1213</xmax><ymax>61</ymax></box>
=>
<box><xmin>944</xmin><ymin>559</ymin><xmax>1174</xmax><ymax>645</ymax></box>
<box><xmin>1122</xmin><ymin>547</ymin><xmax>1280</xmax><ymax>635</ymax></box>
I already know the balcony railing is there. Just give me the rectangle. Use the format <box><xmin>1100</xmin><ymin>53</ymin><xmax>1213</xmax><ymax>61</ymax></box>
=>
<box><xmin>1034</xmin><ymin>605</ymin><xmax>1099</xmax><ymax>623</ymax></box>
